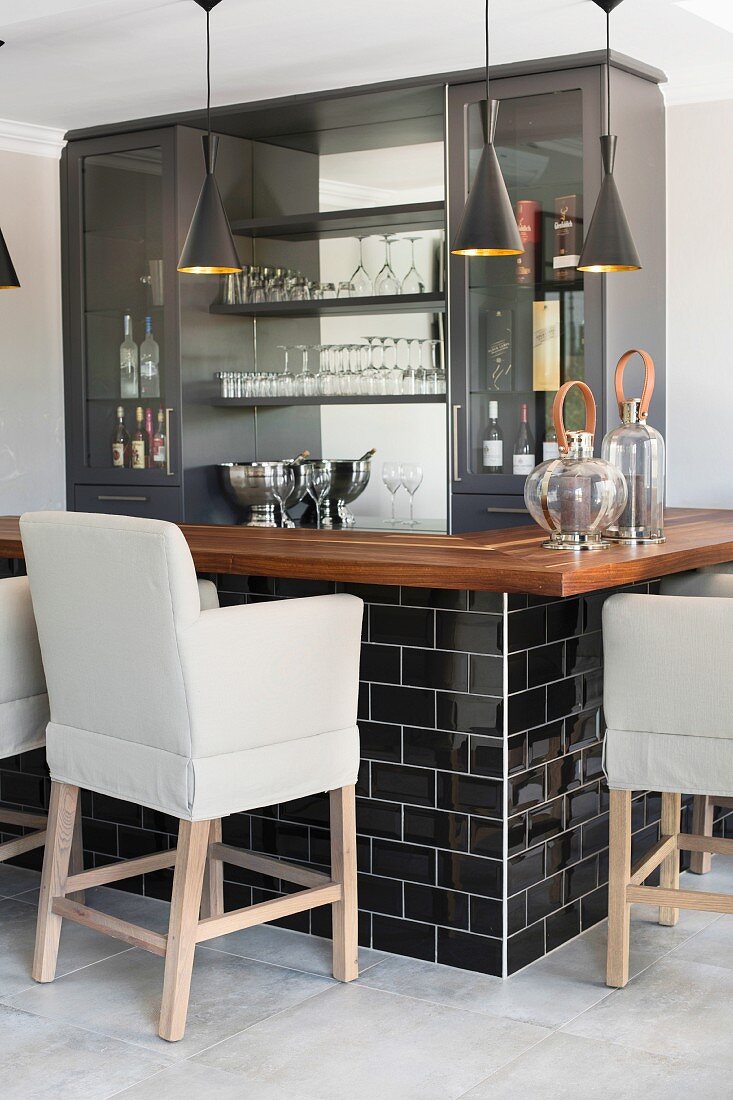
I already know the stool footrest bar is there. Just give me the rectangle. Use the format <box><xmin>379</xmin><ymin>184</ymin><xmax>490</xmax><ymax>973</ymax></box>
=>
<box><xmin>196</xmin><ymin>881</ymin><xmax>342</xmax><ymax>942</ymax></box>
<box><xmin>627</xmin><ymin>885</ymin><xmax>733</xmax><ymax>915</ymax></box>
<box><xmin>209</xmin><ymin>843</ymin><xmax>332</xmax><ymax>889</ymax></box>
<box><xmin>0</xmin><ymin>829</ymin><xmax>47</xmax><ymax>862</ymax></box>
<box><xmin>629</xmin><ymin>834</ymin><xmax>676</xmax><ymax>885</ymax></box>
<box><xmin>65</xmin><ymin>849</ymin><xmax>178</xmax><ymax>894</ymax></box>
<box><xmin>678</xmin><ymin>834</ymin><xmax>733</xmax><ymax>857</ymax></box>
<box><xmin>0</xmin><ymin>809</ymin><xmax>48</xmax><ymax>830</ymax></box>
<box><xmin>51</xmin><ymin>897</ymin><xmax>168</xmax><ymax>955</ymax></box>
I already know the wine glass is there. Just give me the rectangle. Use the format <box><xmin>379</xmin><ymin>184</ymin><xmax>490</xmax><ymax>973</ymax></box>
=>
<box><xmin>305</xmin><ymin>463</ymin><xmax>330</xmax><ymax>529</ymax></box>
<box><xmin>272</xmin><ymin>466</ymin><xmax>295</xmax><ymax>528</ymax></box>
<box><xmin>375</xmin><ymin>236</ymin><xmax>400</xmax><ymax>296</ymax></box>
<box><xmin>350</xmin><ymin>236</ymin><xmax>373</xmax><ymax>297</ymax></box>
<box><xmin>382</xmin><ymin>461</ymin><xmax>402</xmax><ymax>526</ymax></box>
<box><xmin>400</xmin><ymin>462</ymin><xmax>423</xmax><ymax>527</ymax></box>
<box><xmin>400</xmin><ymin>236</ymin><xmax>426</xmax><ymax>294</ymax></box>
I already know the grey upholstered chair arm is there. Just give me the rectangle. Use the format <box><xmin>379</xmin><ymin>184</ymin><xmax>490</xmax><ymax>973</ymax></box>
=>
<box><xmin>178</xmin><ymin>593</ymin><xmax>364</xmax><ymax>758</ymax></box>
<box><xmin>660</xmin><ymin>572</ymin><xmax>733</xmax><ymax>598</ymax></box>
<box><xmin>603</xmin><ymin>593</ymin><xmax>733</xmax><ymax>739</ymax></box>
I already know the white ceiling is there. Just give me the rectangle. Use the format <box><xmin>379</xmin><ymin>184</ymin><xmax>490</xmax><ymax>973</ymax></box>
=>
<box><xmin>0</xmin><ymin>0</ymin><xmax>730</xmax><ymax>133</ymax></box>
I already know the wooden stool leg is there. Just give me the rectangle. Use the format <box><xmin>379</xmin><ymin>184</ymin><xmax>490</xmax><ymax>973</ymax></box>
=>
<box><xmin>200</xmin><ymin>818</ymin><xmax>224</xmax><ymax>920</ymax></box>
<box><xmin>159</xmin><ymin>819</ymin><xmax>210</xmax><ymax>1042</ymax></box>
<box><xmin>690</xmin><ymin>796</ymin><xmax>714</xmax><ymax>875</ymax></box>
<box><xmin>607</xmin><ymin>789</ymin><xmax>632</xmax><ymax>989</ymax></box>
<box><xmin>659</xmin><ymin>792</ymin><xmax>682</xmax><ymax>926</ymax></box>
<box><xmin>330</xmin><ymin>785</ymin><xmax>358</xmax><ymax>983</ymax></box>
<box><xmin>68</xmin><ymin>798</ymin><xmax>86</xmax><ymax>905</ymax></box>
<box><xmin>32</xmin><ymin>782</ymin><xmax>79</xmax><ymax>983</ymax></box>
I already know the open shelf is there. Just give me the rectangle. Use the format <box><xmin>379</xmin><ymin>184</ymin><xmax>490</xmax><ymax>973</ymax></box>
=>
<box><xmin>230</xmin><ymin>201</ymin><xmax>445</xmax><ymax>241</ymax></box>
<box><xmin>210</xmin><ymin>293</ymin><xmax>445</xmax><ymax>318</ymax></box>
<box><xmin>210</xmin><ymin>395</ymin><xmax>445</xmax><ymax>408</ymax></box>
<box><xmin>469</xmin><ymin>278</ymin><xmax>584</xmax><ymax>293</ymax></box>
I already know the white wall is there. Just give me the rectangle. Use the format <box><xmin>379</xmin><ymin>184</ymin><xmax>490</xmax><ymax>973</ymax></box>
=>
<box><xmin>0</xmin><ymin>138</ymin><xmax>64</xmax><ymax>514</ymax></box>
<box><xmin>666</xmin><ymin>99</ymin><xmax>733</xmax><ymax>507</ymax></box>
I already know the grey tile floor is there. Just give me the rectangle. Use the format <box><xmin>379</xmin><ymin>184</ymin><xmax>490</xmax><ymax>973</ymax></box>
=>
<box><xmin>2</xmin><ymin>860</ymin><xmax>733</xmax><ymax>1098</ymax></box>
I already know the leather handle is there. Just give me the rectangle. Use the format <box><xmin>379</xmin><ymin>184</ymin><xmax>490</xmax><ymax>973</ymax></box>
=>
<box><xmin>614</xmin><ymin>348</ymin><xmax>655</xmax><ymax>420</ymax></box>
<box><xmin>553</xmin><ymin>380</ymin><xmax>596</xmax><ymax>454</ymax></box>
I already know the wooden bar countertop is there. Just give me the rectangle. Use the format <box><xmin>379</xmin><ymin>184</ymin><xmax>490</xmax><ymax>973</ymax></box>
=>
<box><xmin>2</xmin><ymin>509</ymin><xmax>733</xmax><ymax>596</ymax></box>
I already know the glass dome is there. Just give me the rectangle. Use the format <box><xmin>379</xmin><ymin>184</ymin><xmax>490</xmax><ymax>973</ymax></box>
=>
<box><xmin>525</xmin><ymin>380</ymin><xmax>627</xmax><ymax>551</ymax></box>
<box><xmin>601</xmin><ymin>349</ymin><xmax>665</xmax><ymax>544</ymax></box>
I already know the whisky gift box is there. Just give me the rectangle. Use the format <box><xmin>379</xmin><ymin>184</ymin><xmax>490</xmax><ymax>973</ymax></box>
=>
<box><xmin>553</xmin><ymin>194</ymin><xmax>582</xmax><ymax>281</ymax></box>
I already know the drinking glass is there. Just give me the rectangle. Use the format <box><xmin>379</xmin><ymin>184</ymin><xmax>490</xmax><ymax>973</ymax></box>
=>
<box><xmin>375</xmin><ymin>236</ymin><xmax>400</xmax><ymax>296</ymax></box>
<box><xmin>272</xmin><ymin>466</ymin><xmax>295</xmax><ymax>528</ymax></box>
<box><xmin>305</xmin><ymin>463</ymin><xmax>330</xmax><ymax>529</ymax></box>
<box><xmin>337</xmin><ymin>281</ymin><xmax>355</xmax><ymax>298</ymax></box>
<box><xmin>290</xmin><ymin>277</ymin><xmax>311</xmax><ymax>301</ymax></box>
<box><xmin>382</xmin><ymin>461</ymin><xmax>402</xmax><ymax>526</ymax></box>
<box><xmin>276</xmin><ymin>346</ymin><xmax>295</xmax><ymax>397</ymax></box>
<box><xmin>350</xmin><ymin>236</ymin><xmax>373</xmax><ymax>297</ymax></box>
<box><xmin>400</xmin><ymin>462</ymin><xmax>423</xmax><ymax>527</ymax></box>
<box><xmin>400</xmin><ymin>236</ymin><xmax>426</xmax><ymax>294</ymax></box>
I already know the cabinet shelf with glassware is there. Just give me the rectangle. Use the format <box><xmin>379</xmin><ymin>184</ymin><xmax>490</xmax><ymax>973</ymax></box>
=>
<box><xmin>229</xmin><ymin>200</ymin><xmax>445</xmax><ymax>241</ymax></box>
<box><xmin>447</xmin><ymin>62</ymin><xmax>665</xmax><ymax>532</ymax></box>
<box><xmin>209</xmin><ymin>293</ymin><xmax>445</xmax><ymax>318</ymax></box>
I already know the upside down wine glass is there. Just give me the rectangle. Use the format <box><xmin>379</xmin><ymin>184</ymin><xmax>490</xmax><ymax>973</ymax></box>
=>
<box><xmin>350</xmin><ymin>236</ymin><xmax>373</xmax><ymax>297</ymax></box>
<box><xmin>400</xmin><ymin>236</ymin><xmax>426</xmax><ymax>294</ymax></box>
<box><xmin>375</xmin><ymin>236</ymin><xmax>400</xmax><ymax>296</ymax></box>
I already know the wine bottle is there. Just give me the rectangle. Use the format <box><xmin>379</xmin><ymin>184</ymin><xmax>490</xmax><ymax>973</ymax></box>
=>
<box><xmin>120</xmin><ymin>313</ymin><xmax>139</xmax><ymax>399</ymax></box>
<box><xmin>144</xmin><ymin>408</ymin><xmax>154</xmax><ymax>469</ymax></box>
<box><xmin>152</xmin><ymin>409</ymin><xmax>167</xmax><ymax>469</ymax></box>
<box><xmin>543</xmin><ymin>424</ymin><xmax>560</xmax><ymax>461</ymax></box>
<box><xmin>131</xmin><ymin>406</ymin><xmax>147</xmax><ymax>470</ymax></box>
<box><xmin>111</xmin><ymin>406</ymin><xmax>130</xmax><ymax>468</ymax></box>
<box><xmin>482</xmin><ymin>400</ymin><xmax>503</xmax><ymax>473</ymax></box>
<box><xmin>140</xmin><ymin>316</ymin><xmax>160</xmax><ymax>399</ymax></box>
<box><xmin>512</xmin><ymin>403</ymin><xmax>535</xmax><ymax>476</ymax></box>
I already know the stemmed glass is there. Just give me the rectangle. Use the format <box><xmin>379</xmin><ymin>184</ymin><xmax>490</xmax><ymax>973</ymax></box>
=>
<box><xmin>400</xmin><ymin>237</ymin><xmax>426</xmax><ymax>294</ymax></box>
<box><xmin>350</xmin><ymin>236</ymin><xmax>373</xmax><ymax>297</ymax></box>
<box><xmin>276</xmin><ymin>346</ymin><xmax>295</xmax><ymax>397</ymax></box>
<box><xmin>382</xmin><ymin>461</ymin><xmax>402</xmax><ymax>526</ymax></box>
<box><xmin>272</xmin><ymin>466</ymin><xmax>295</xmax><ymax>528</ymax></box>
<box><xmin>400</xmin><ymin>462</ymin><xmax>423</xmax><ymax>527</ymax></box>
<box><xmin>375</xmin><ymin>236</ymin><xmax>400</xmax><ymax>296</ymax></box>
<box><xmin>305</xmin><ymin>463</ymin><xmax>330</xmax><ymax>529</ymax></box>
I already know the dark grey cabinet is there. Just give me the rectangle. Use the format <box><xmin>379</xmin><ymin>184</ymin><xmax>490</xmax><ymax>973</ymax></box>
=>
<box><xmin>446</xmin><ymin>61</ymin><xmax>665</xmax><ymax>532</ymax></box>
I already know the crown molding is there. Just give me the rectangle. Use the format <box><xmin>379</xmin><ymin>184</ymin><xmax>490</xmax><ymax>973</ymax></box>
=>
<box><xmin>0</xmin><ymin>118</ymin><xmax>66</xmax><ymax>159</ymax></box>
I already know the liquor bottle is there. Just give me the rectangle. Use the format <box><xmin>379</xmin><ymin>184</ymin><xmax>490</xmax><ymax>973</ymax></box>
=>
<box><xmin>131</xmin><ymin>406</ymin><xmax>147</xmax><ymax>470</ymax></box>
<box><xmin>553</xmin><ymin>195</ymin><xmax>582</xmax><ymax>282</ymax></box>
<box><xmin>140</xmin><ymin>316</ymin><xmax>160</xmax><ymax>399</ymax></box>
<box><xmin>152</xmin><ymin>409</ymin><xmax>167</xmax><ymax>469</ymax></box>
<box><xmin>543</xmin><ymin>424</ymin><xmax>560</xmax><ymax>461</ymax></box>
<box><xmin>120</xmin><ymin>313</ymin><xmax>139</xmax><ymax>399</ymax></box>
<box><xmin>512</xmin><ymin>403</ymin><xmax>535</xmax><ymax>476</ymax></box>
<box><xmin>144</xmin><ymin>408</ymin><xmax>154</xmax><ymax>469</ymax></box>
<box><xmin>111</xmin><ymin>406</ymin><xmax>130</xmax><ymax>468</ymax></box>
<box><xmin>516</xmin><ymin>199</ymin><xmax>541</xmax><ymax>284</ymax></box>
<box><xmin>482</xmin><ymin>400</ymin><xmax>503</xmax><ymax>473</ymax></box>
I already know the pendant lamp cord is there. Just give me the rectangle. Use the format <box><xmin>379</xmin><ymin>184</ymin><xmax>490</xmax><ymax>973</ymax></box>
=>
<box><xmin>606</xmin><ymin>7</ymin><xmax>611</xmax><ymax>135</ymax></box>
<box><xmin>485</xmin><ymin>0</ymin><xmax>490</xmax><ymax>104</ymax></box>
<box><xmin>206</xmin><ymin>8</ymin><xmax>212</xmax><ymax>141</ymax></box>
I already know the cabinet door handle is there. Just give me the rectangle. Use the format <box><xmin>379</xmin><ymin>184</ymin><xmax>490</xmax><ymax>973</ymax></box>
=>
<box><xmin>486</xmin><ymin>506</ymin><xmax>529</xmax><ymax>514</ymax></box>
<box><xmin>452</xmin><ymin>404</ymin><xmax>462</xmax><ymax>483</ymax></box>
<box><xmin>98</xmin><ymin>495</ymin><xmax>149</xmax><ymax>503</ymax></box>
<box><xmin>165</xmin><ymin>407</ymin><xmax>174</xmax><ymax>476</ymax></box>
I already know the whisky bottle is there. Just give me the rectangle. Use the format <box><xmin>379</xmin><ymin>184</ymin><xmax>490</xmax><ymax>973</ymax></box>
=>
<box><xmin>111</xmin><ymin>406</ymin><xmax>130</xmax><ymax>468</ymax></box>
<box><xmin>482</xmin><ymin>400</ymin><xmax>503</xmax><ymax>473</ymax></box>
<box><xmin>512</xmin><ymin>403</ymin><xmax>535</xmax><ymax>476</ymax></box>
<box><xmin>131</xmin><ymin>406</ymin><xmax>147</xmax><ymax>470</ymax></box>
<box><xmin>144</xmin><ymin>408</ymin><xmax>154</xmax><ymax>469</ymax></box>
<box><xmin>152</xmin><ymin>409</ymin><xmax>167</xmax><ymax>469</ymax></box>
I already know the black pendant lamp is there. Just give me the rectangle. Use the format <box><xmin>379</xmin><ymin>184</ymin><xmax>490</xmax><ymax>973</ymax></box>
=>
<box><xmin>0</xmin><ymin>42</ymin><xmax>19</xmax><ymax>289</ymax></box>
<box><xmin>178</xmin><ymin>0</ymin><xmax>241</xmax><ymax>275</ymax></box>
<box><xmin>578</xmin><ymin>0</ymin><xmax>641</xmax><ymax>273</ymax></box>
<box><xmin>451</xmin><ymin>0</ymin><xmax>523</xmax><ymax>257</ymax></box>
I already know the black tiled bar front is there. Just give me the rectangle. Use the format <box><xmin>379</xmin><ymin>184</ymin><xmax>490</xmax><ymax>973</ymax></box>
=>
<box><xmin>0</xmin><ymin>557</ymin><xmax>673</xmax><ymax>977</ymax></box>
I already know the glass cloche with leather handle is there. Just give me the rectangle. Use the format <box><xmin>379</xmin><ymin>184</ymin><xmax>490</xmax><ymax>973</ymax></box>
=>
<box><xmin>524</xmin><ymin>380</ymin><xmax>627</xmax><ymax>550</ymax></box>
<box><xmin>601</xmin><ymin>349</ymin><xmax>665</xmax><ymax>544</ymax></box>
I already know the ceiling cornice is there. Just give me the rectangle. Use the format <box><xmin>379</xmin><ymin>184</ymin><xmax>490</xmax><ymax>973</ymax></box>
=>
<box><xmin>0</xmin><ymin>118</ymin><xmax>66</xmax><ymax>158</ymax></box>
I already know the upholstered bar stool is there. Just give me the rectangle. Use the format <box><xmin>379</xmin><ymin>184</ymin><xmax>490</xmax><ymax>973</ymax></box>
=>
<box><xmin>20</xmin><ymin>511</ymin><xmax>363</xmax><ymax>1042</ymax></box>
<box><xmin>603</xmin><ymin>584</ymin><xmax>733</xmax><ymax>988</ymax></box>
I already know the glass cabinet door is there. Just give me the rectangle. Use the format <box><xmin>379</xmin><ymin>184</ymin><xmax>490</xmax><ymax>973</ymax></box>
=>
<box><xmin>448</xmin><ymin>72</ymin><xmax>601</xmax><ymax>498</ymax></box>
<box><xmin>66</xmin><ymin>131</ymin><xmax>179</xmax><ymax>483</ymax></box>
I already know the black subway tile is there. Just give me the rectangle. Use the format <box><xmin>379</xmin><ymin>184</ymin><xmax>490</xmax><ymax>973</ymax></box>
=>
<box><xmin>470</xmin><ymin>654</ymin><xmax>504</xmax><ymax>697</ymax></box>
<box><xmin>402</xmin><ymin>588</ymin><xmax>468</xmax><ymax>610</ymax></box>
<box><xmin>508</xmin><ymin>606</ymin><xmax>547</xmax><ymax>652</ymax></box>
<box><xmin>92</xmin><ymin>793</ymin><xmax>142</xmax><ymax>828</ymax></box>
<box><xmin>437</xmin><ymin>850</ymin><xmax>503</xmax><ymax>898</ymax></box>
<box><xmin>527</xmin><ymin>797</ymin><xmax>564</xmax><ymax>847</ymax></box>
<box><xmin>372</xmin><ymin>838</ymin><xmax>435</xmax><ymax>884</ymax></box>
<box><xmin>546</xmin><ymin>829</ymin><xmax>582</xmax><ymax>874</ymax></box>
<box><xmin>403</xmin><ymin>649</ymin><xmax>468</xmax><ymax>692</ymax></box>
<box><xmin>581</xmin><ymin>883</ymin><xmax>608</xmax><ymax>930</ymax></box>
<box><xmin>527</xmin><ymin>872</ymin><xmax>565</xmax><ymax>923</ymax></box>
<box><xmin>438</xmin><ymin>928</ymin><xmax>502</xmax><ymax>976</ymax></box>
<box><xmin>583</xmin><ymin>743</ymin><xmax>604</xmax><ymax>783</ymax></box>
<box><xmin>435</xmin><ymin>611</ymin><xmax>502</xmax><ymax>655</ymax></box>
<box><xmin>405</xmin><ymin>883</ymin><xmax>469</xmax><ymax>929</ymax></box>
<box><xmin>372</xmin><ymin>914</ymin><xmax>435</xmax><ymax>961</ymax></box>
<box><xmin>341</xmin><ymin>582</ymin><xmax>400</xmax><ymax>604</ymax></box>
<box><xmin>275</xmin><ymin>577</ymin><xmax>335</xmax><ymax>598</ymax></box>
<box><xmin>527</xmin><ymin>722</ymin><xmax>564</xmax><ymax>768</ymax></box>
<box><xmin>360</xmin><ymin>643</ymin><xmax>401</xmax><ymax>685</ymax></box>
<box><xmin>506</xmin><ymin>891</ymin><xmax>527</xmax><ymax>935</ymax></box>
<box><xmin>118</xmin><ymin>826</ymin><xmax>171</xmax><ymax>860</ymax></box>
<box><xmin>359</xmin><ymin>873</ymin><xmax>404</xmax><ymax>916</ymax></box>
<box><xmin>469</xmin><ymin>818</ymin><xmax>505</xmax><ymax>859</ymax></box>
<box><xmin>508</xmin><ymin>734</ymin><xmax>527</xmax><ymax>775</ymax></box>
<box><xmin>359</xmin><ymin>721</ymin><xmax>402</xmax><ymax>763</ymax></box>
<box><xmin>546</xmin><ymin>598</ymin><xmax>582</xmax><ymax>642</ymax></box>
<box><xmin>470</xmin><ymin>735</ymin><xmax>504</xmax><ymax>778</ymax></box>
<box><xmin>507</xmin><ymin>923</ymin><xmax>545</xmax><ymax>974</ymax></box>
<box><xmin>371</xmin><ymin>684</ymin><xmax>435</xmax><ymax>728</ymax></box>
<box><xmin>468</xmin><ymin>591</ymin><xmax>504</xmax><ymax>613</ymax></box>
<box><xmin>436</xmin><ymin>692</ymin><xmax>500</xmax><ymax>736</ymax></box>
<box><xmin>546</xmin><ymin>902</ymin><xmax>581</xmax><ymax>952</ymax></box>
<box><xmin>471</xmin><ymin>895</ymin><xmax>504</xmax><ymax>937</ymax></box>
<box><xmin>582</xmin><ymin>811</ymin><xmax>609</xmax><ymax>858</ymax></box>
<box><xmin>280</xmin><ymin>793</ymin><xmax>330</xmax><ymax>827</ymax></box>
<box><xmin>250</xmin><ymin>818</ymin><xmax>310</xmax><ymax>862</ymax></box>
<box><xmin>437</xmin><ymin>773</ymin><xmax>502</xmax><ymax>818</ymax></box>
<box><xmin>565</xmin><ymin>631</ymin><xmax>603</xmax><ymax>676</ymax></box>
<box><xmin>566</xmin><ymin>708</ymin><xmax>602</xmax><ymax>750</ymax></box>
<box><xmin>564</xmin><ymin>853</ymin><xmax>598</xmax><ymax>903</ymax></box>
<box><xmin>547</xmin><ymin>674</ymin><xmax>583</xmax><ymax>722</ymax></box>
<box><xmin>547</xmin><ymin>753</ymin><xmax>583</xmax><ymax>798</ymax></box>
<box><xmin>566</xmin><ymin>785</ymin><xmax>601</xmax><ymax>828</ymax></box>
<box><xmin>355</xmin><ymin>797</ymin><xmax>403</xmax><ymax>840</ymax></box>
<box><xmin>370</xmin><ymin>763</ymin><xmax>435</xmax><ymax>808</ymax></box>
<box><xmin>508</xmin><ymin>767</ymin><xmax>545</xmax><ymax>814</ymax></box>
<box><xmin>508</xmin><ymin>652</ymin><xmax>527</xmax><ymax>693</ymax></box>
<box><xmin>371</xmin><ymin>605</ymin><xmax>434</xmax><ymax>647</ymax></box>
<box><xmin>508</xmin><ymin>687</ymin><xmax>546</xmax><ymax>735</ymax></box>
<box><xmin>404</xmin><ymin>728</ymin><xmax>468</xmax><ymax>772</ymax></box>
<box><xmin>508</xmin><ymin>845</ymin><xmax>545</xmax><ymax>894</ymax></box>
<box><xmin>527</xmin><ymin>642</ymin><xmax>565</xmax><ymax>687</ymax></box>
<box><xmin>404</xmin><ymin>806</ymin><xmax>468</xmax><ymax>851</ymax></box>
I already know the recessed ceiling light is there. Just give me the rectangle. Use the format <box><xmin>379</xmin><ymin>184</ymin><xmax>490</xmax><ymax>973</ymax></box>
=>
<box><xmin>676</xmin><ymin>1</ymin><xmax>733</xmax><ymax>34</ymax></box>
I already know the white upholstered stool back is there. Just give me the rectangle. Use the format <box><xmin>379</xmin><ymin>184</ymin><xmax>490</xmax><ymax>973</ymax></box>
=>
<box><xmin>0</xmin><ymin>575</ymin><xmax>48</xmax><ymax>757</ymax></box>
